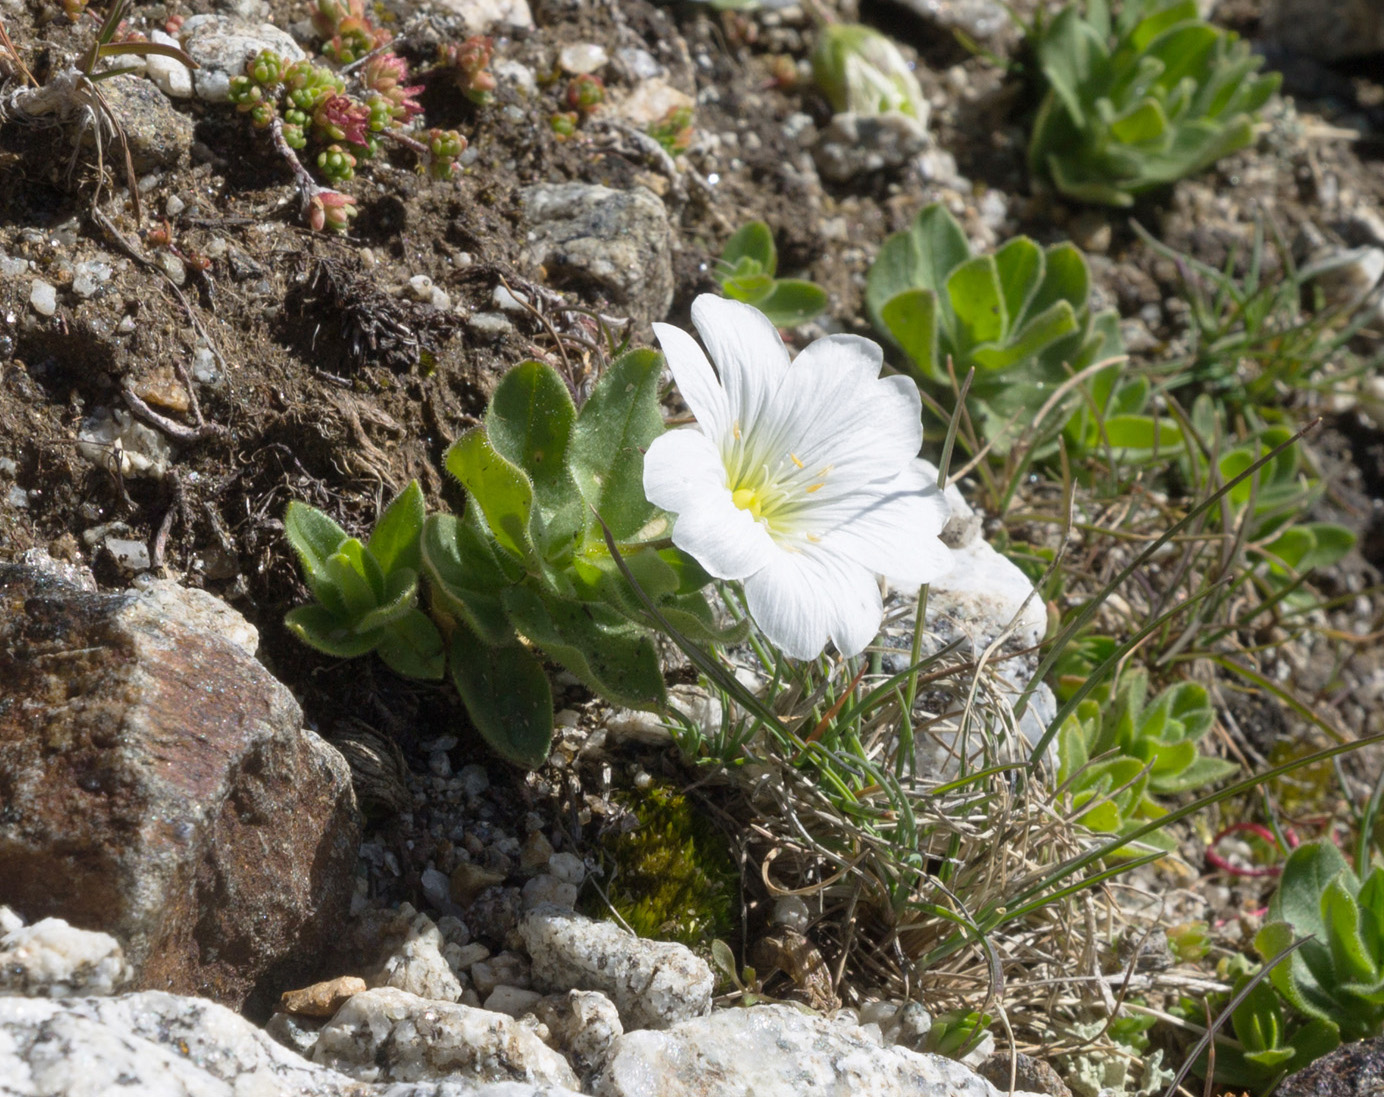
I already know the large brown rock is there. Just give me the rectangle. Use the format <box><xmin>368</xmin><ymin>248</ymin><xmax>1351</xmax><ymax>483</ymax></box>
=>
<box><xmin>0</xmin><ymin>557</ymin><xmax>360</xmax><ymax>1010</ymax></box>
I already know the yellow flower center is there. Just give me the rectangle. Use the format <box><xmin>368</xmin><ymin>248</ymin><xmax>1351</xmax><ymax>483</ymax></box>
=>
<box><xmin>731</xmin><ymin>487</ymin><xmax>764</xmax><ymax>520</ymax></box>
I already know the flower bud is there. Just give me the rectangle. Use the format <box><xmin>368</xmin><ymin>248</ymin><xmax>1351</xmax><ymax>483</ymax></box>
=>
<box><xmin>810</xmin><ymin>23</ymin><xmax>926</xmax><ymax>119</ymax></box>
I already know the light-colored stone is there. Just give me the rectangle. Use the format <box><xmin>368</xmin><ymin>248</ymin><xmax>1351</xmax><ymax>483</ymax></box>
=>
<box><xmin>0</xmin><ymin>991</ymin><xmax>354</xmax><ymax>1096</ymax></box>
<box><xmin>613</xmin><ymin>79</ymin><xmax>694</xmax><ymax>128</ymax></box>
<box><xmin>311</xmin><ymin>986</ymin><xmax>581</xmax><ymax>1088</ymax></box>
<box><xmin>592</xmin><ymin>1003</ymin><xmax>1032</xmax><ymax>1097</ymax></box>
<box><xmin>370</xmin><ymin>908</ymin><xmax>466</xmax><ymax>1003</ymax></box>
<box><xmin>280</xmin><ymin>975</ymin><xmax>368</xmax><ymax>1018</ymax></box>
<box><xmin>559</xmin><ymin>43</ymin><xmax>608</xmax><ymax>75</ymax></box>
<box><xmin>530</xmin><ymin>990</ymin><xmax>623</xmax><ymax>1083</ymax></box>
<box><xmin>0</xmin><ymin>917</ymin><xmax>131</xmax><ymax>998</ymax></box>
<box><xmin>521</xmin><ymin>906</ymin><xmax>713</xmax><ymax>1032</ymax></box>
<box><xmin>484</xmin><ymin>984</ymin><xmax>542</xmax><ymax>1015</ymax></box>
<box><xmin>176</xmin><ymin>15</ymin><xmax>306</xmax><ymax>102</ymax></box>
<box><xmin>813</xmin><ymin>111</ymin><xmax>929</xmax><ymax>183</ymax></box>
<box><xmin>469</xmin><ymin>951</ymin><xmax>530</xmax><ymax>999</ymax></box>
<box><xmin>522</xmin><ymin>875</ymin><xmax>578</xmax><ymax>912</ymax></box>
<box><xmin>520</xmin><ymin>183</ymin><xmax>674</xmax><ymax>328</ymax></box>
<box><xmin>76</xmin><ymin>406</ymin><xmax>174</xmax><ymax>480</ymax></box>
<box><xmin>145</xmin><ymin>29</ymin><xmax>194</xmax><ymax>97</ymax></box>
<box><xmin>28</xmin><ymin>280</ymin><xmax>55</xmax><ymax>317</ymax></box>
<box><xmin>429</xmin><ymin>0</ymin><xmax>534</xmax><ymax>33</ymax></box>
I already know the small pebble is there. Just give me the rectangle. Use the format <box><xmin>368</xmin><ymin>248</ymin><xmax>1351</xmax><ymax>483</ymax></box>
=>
<box><xmin>547</xmin><ymin>853</ymin><xmax>584</xmax><ymax>886</ymax></box>
<box><xmin>105</xmin><ymin>537</ymin><xmax>151</xmax><ymax>572</ymax></box>
<box><xmin>165</xmin><ymin>194</ymin><xmax>186</xmax><ymax>217</ymax></box>
<box><xmin>421</xmin><ymin>867</ymin><xmax>452</xmax><ymax>911</ymax></box>
<box><xmin>29</xmin><ymin>280</ymin><xmax>57</xmax><ymax>317</ymax></box>
<box><xmin>484</xmin><ymin>985</ymin><xmax>543</xmax><ymax>1016</ymax></box>
<box><xmin>279</xmin><ymin>975</ymin><xmax>367</xmax><ymax>1017</ymax></box>
<box><xmin>429</xmin><ymin>750</ymin><xmax>452</xmax><ymax>779</ymax></box>
<box><xmin>559</xmin><ymin>43</ymin><xmax>608</xmax><ymax>75</ymax></box>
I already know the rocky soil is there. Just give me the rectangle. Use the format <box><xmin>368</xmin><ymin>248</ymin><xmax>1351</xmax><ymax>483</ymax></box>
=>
<box><xmin>2</xmin><ymin>0</ymin><xmax>1384</xmax><ymax>1092</ymax></box>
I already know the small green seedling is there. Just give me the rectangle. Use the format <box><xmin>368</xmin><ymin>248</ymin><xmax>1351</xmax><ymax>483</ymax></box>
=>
<box><xmin>1255</xmin><ymin>840</ymin><xmax>1384</xmax><ymax>1043</ymax></box>
<box><xmin>866</xmin><ymin>202</ymin><xmax>1126</xmax><ymax>454</ymax></box>
<box><xmin>1027</xmin><ymin>0</ymin><xmax>1280</xmax><ymax>206</ymax></box>
<box><xmin>284</xmin><ymin>481</ymin><xmax>445</xmax><ymax>680</ymax></box>
<box><xmin>714</xmin><ymin>221</ymin><xmax>827</xmax><ymax>329</ymax></box>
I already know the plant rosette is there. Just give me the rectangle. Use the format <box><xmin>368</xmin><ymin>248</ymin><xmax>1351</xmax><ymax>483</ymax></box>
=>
<box><xmin>643</xmin><ymin>294</ymin><xmax>953</xmax><ymax>660</ymax></box>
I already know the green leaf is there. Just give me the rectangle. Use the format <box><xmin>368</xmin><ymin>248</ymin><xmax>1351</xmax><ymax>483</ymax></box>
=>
<box><xmin>756</xmin><ymin>280</ymin><xmax>829</xmax><ymax>328</ymax></box>
<box><xmin>325</xmin><ymin>542</ymin><xmax>381</xmax><ymax>620</ymax></box>
<box><xmin>285</xmin><ymin>604</ymin><xmax>382</xmax><ymax>659</ymax></box>
<box><xmin>1109</xmin><ymin>97</ymin><xmax>1168</xmax><ymax>144</ymax></box>
<box><xmin>445</xmin><ymin>428</ymin><xmax>536</xmax><ymax>561</ymax></box>
<box><xmin>866</xmin><ymin>203</ymin><xmax>971</xmax><ymax>330</ymax></box>
<box><xmin>946</xmin><ymin>256</ymin><xmax>1007</xmax><ymax>350</ymax></box>
<box><xmin>486</xmin><ymin>361</ymin><xmax>583</xmax><ymax>559</ymax></box>
<box><xmin>419</xmin><ymin>512</ymin><xmax>517</xmax><ymax>645</ymax></box>
<box><xmin>1322</xmin><ymin>877</ymin><xmax>1375</xmax><ymax>985</ymax></box>
<box><xmin>285</xmin><ymin>501</ymin><xmax>349</xmax><ymax>580</ymax></box>
<box><xmin>720</xmin><ymin>220</ymin><xmax>777</xmax><ymax>275</ymax></box>
<box><xmin>1359</xmin><ymin>869</ymin><xmax>1384</xmax><ymax>966</ymax></box>
<box><xmin>993</xmin><ymin>236</ymin><xmax>1043</xmax><ymax>327</ymax></box>
<box><xmin>968</xmin><ymin>301</ymin><xmax>1079</xmax><ymax>372</ymax></box>
<box><xmin>1099</xmin><ymin>414</ymin><xmax>1185</xmax><ymax>452</ymax></box>
<box><xmin>449</xmin><ymin>624</ymin><xmax>553</xmax><ymax>769</ymax></box>
<box><xmin>376</xmin><ymin>609</ymin><xmax>446</xmax><ymax>680</ymax></box>
<box><xmin>721</xmin><ymin>272</ymin><xmax>776</xmax><ymax>304</ymax></box>
<box><xmin>366</xmin><ymin>480</ymin><xmax>425</xmax><ymax>576</ymax></box>
<box><xmin>880</xmin><ymin>289</ymin><xmax>940</xmax><ymax>380</ymax></box>
<box><xmin>503</xmin><ymin>584</ymin><xmax>667</xmax><ymax>710</ymax></box>
<box><xmin>569</xmin><ymin>542</ymin><xmax>681</xmax><ymax>614</ymax></box>
<box><xmin>355</xmin><ymin>566</ymin><xmax>421</xmax><ymax>634</ymax></box>
<box><xmin>657</xmin><ymin>591</ymin><xmax>750</xmax><ymax>645</ymax></box>
<box><xmin>1300</xmin><ymin>523</ymin><xmax>1356</xmax><ymax>571</ymax></box>
<box><xmin>568</xmin><ymin>348</ymin><xmax>665</xmax><ymax>540</ymax></box>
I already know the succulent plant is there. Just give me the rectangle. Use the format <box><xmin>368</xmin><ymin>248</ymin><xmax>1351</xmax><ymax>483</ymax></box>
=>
<box><xmin>1027</xmin><ymin>0</ymin><xmax>1280</xmax><ymax>207</ymax></box>
<box><xmin>866</xmin><ymin>202</ymin><xmax>1126</xmax><ymax>454</ymax></box>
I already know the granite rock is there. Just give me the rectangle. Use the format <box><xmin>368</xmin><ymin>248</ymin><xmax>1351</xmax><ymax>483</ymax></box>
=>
<box><xmin>520</xmin><ymin>906</ymin><xmax>712</xmax><ymax>1032</ymax></box>
<box><xmin>0</xmin><ymin>563</ymin><xmax>360</xmax><ymax>1009</ymax></box>
<box><xmin>311</xmin><ymin>986</ymin><xmax>580</xmax><ymax>1088</ymax></box>
<box><xmin>0</xmin><ymin>913</ymin><xmax>131</xmax><ymax>998</ymax></box>
<box><xmin>591</xmin><ymin>1003</ymin><xmax>1038</xmax><ymax>1097</ymax></box>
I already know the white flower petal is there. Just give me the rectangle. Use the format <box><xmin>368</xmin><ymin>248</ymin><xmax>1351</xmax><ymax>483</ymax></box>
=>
<box><xmin>690</xmin><ymin>295</ymin><xmax>791</xmax><ymax>435</ymax></box>
<box><xmin>745</xmin><ymin>547</ymin><xmax>884</xmax><ymax>659</ymax></box>
<box><xmin>652</xmin><ymin>321</ymin><xmax>731</xmax><ymax>442</ymax></box>
<box><xmin>755</xmin><ymin>343</ymin><xmax>923</xmax><ymax>500</ymax></box>
<box><xmin>816</xmin><ymin>461</ymin><xmax>954</xmax><ymax>588</ymax></box>
<box><xmin>642</xmin><ymin>427</ymin><xmax>727</xmax><ymax>513</ymax></box>
<box><xmin>644</xmin><ymin>429</ymin><xmax>776</xmax><ymax>580</ymax></box>
<box><xmin>672</xmin><ymin>496</ymin><xmax>777</xmax><ymax>581</ymax></box>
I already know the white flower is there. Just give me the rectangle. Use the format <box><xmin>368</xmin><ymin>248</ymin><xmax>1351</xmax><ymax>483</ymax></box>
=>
<box><xmin>644</xmin><ymin>294</ymin><xmax>953</xmax><ymax>660</ymax></box>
